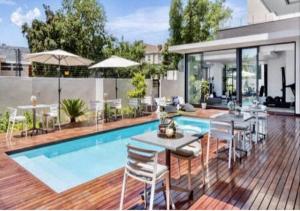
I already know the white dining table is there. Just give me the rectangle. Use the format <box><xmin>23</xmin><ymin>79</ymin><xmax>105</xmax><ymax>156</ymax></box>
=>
<box><xmin>17</xmin><ymin>104</ymin><xmax>50</xmax><ymax>136</ymax></box>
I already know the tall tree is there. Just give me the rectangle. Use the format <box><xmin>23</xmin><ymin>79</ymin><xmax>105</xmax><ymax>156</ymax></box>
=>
<box><xmin>22</xmin><ymin>0</ymin><xmax>108</xmax><ymax>61</ymax></box>
<box><xmin>182</xmin><ymin>0</ymin><xmax>231</xmax><ymax>43</ymax></box>
<box><xmin>169</xmin><ymin>0</ymin><xmax>183</xmax><ymax>45</ymax></box>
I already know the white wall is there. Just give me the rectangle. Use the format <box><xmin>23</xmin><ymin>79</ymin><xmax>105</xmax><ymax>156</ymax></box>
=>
<box><xmin>0</xmin><ymin>74</ymin><xmax>189</xmax><ymax>113</ymax></box>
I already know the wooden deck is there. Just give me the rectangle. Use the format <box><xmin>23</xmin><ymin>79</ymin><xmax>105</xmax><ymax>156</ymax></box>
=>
<box><xmin>0</xmin><ymin>110</ymin><xmax>299</xmax><ymax>210</ymax></box>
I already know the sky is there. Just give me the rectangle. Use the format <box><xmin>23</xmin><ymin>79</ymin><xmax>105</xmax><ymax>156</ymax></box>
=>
<box><xmin>0</xmin><ymin>0</ymin><xmax>247</xmax><ymax>47</ymax></box>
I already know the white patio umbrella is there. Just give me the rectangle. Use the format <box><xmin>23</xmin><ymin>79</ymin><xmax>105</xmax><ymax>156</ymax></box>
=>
<box><xmin>89</xmin><ymin>56</ymin><xmax>140</xmax><ymax>98</ymax></box>
<box><xmin>25</xmin><ymin>49</ymin><xmax>93</xmax><ymax>122</ymax></box>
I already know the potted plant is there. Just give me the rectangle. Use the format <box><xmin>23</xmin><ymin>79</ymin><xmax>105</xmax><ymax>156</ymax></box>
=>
<box><xmin>200</xmin><ymin>80</ymin><xmax>209</xmax><ymax>109</ymax></box>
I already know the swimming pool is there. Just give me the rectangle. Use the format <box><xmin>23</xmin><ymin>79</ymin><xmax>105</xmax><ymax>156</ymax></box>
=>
<box><xmin>9</xmin><ymin>116</ymin><xmax>209</xmax><ymax>193</ymax></box>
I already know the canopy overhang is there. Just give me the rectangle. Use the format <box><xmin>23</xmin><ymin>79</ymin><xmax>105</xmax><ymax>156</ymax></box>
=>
<box><xmin>261</xmin><ymin>0</ymin><xmax>300</xmax><ymax>16</ymax></box>
<box><xmin>169</xmin><ymin>30</ymin><xmax>300</xmax><ymax>54</ymax></box>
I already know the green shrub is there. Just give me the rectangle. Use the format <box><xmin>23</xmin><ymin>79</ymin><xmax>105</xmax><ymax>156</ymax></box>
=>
<box><xmin>128</xmin><ymin>72</ymin><xmax>147</xmax><ymax>98</ymax></box>
<box><xmin>62</xmin><ymin>98</ymin><xmax>87</xmax><ymax>123</ymax></box>
<box><xmin>0</xmin><ymin>112</ymin><xmax>9</xmax><ymax>133</ymax></box>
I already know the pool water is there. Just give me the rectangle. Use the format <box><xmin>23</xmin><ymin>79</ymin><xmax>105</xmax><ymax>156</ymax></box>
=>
<box><xmin>9</xmin><ymin>116</ymin><xmax>209</xmax><ymax>193</ymax></box>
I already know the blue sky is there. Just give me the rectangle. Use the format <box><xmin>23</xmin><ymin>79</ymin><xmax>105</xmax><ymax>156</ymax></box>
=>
<box><xmin>0</xmin><ymin>0</ymin><xmax>247</xmax><ymax>47</ymax></box>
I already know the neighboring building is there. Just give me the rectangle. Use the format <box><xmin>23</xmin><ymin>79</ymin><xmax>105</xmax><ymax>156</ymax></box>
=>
<box><xmin>144</xmin><ymin>44</ymin><xmax>163</xmax><ymax>65</ymax></box>
<box><xmin>169</xmin><ymin>0</ymin><xmax>300</xmax><ymax>115</ymax></box>
<box><xmin>0</xmin><ymin>44</ymin><xmax>31</xmax><ymax>77</ymax></box>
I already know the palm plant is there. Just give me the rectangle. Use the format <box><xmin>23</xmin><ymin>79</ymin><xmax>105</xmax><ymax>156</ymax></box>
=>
<box><xmin>61</xmin><ymin>98</ymin><xmax>87</xmax><ymax>123</ymax></box>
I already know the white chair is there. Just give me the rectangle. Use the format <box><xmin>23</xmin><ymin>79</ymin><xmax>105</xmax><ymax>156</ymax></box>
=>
<box><xmin>128</xmin><ymin>98</ymin><xmax>140</xmax><ymax>117</ymax></box>
<box><xmin>206</xmin><ymin>121</ymin><xmax>236</xmax><ymax>169</ymax></box>
<box><xmin>154</xmin><ymin>97</ymin><xmax>166</xmax><ymax>113</ymax></box>
<box><xmin>111</xmin><ymin>99</ymin><xmax>123</xmax><ymax>120</ymax></box>
<box><xmin>120</xmin><ymin>145</ymin><xmax>170</xmax><ymax>210</ymax></box>
<box><xmin>89</xmin><ymin>101</ymin><xmax>104</xmax><ymax>128</ymax></box>
<box><xmin>6</xmin><ymin>107</ymin><xmax>28</xmax><ymax>143</ymax></box>
<box><xmin>171</xmin><ymin>140</ymin><xmax>205</xmax><ymax>192</ymax></box>
<box><xmin>257</xmin><ymin>106</ymin><xmax>268</xmax><ymax>142</ymax></box>
<box><xmin>143</xmin><ymin>96</ymin><xmax>154</xmax><ymax>112</ymax></box>
<box><xmin>45</xmin><ymin>104</ymin><xmax>61</xmax><ymax>130</ymax></box>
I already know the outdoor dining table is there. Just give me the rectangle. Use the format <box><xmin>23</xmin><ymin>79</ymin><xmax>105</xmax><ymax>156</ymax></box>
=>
<box><xmin>212</xmin><ymin>112</ymin><xmax>254</xmax><ymax>157</ymax></box>
<box><xmin>17</xmin><ymin>104</ymin><xmax>50</xmax><ymax>136</ymax></box>
<box><xmin>131</xmin><ymin>131</ymin><xmax>204</xmax><ymax>208</ymax></box>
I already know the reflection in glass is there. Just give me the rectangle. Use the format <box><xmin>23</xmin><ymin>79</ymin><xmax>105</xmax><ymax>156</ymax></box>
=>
<box><xmin>187</xmin><ymin>54</ymin><xmax>206</xmax><ymax>104</ymax></box>
<box><xmin>242</xmin><ymin>48</ymin><xmax>258</xmax><ymax>106</ymax></box>
<box><xmin>202</xmin><ymin>49</ymin><xmax>237</xmax><ymax>107</ymax></box>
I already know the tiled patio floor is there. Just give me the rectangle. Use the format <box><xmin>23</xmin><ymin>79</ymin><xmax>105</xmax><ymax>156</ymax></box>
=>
<box><xmin>0</xmin><ymin>109</ymin><xmax>299</xmax><ymax>209</ymax></box>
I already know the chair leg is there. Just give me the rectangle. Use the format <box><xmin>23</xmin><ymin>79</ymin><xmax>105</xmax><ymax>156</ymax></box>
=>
<box><xmin>6</xmin><ymin>121</ymin><xmax>11</xmax><ymax>140</ymax></box>
<box><xmin>165</xmin><ymin>174</ymin><xmax>170</xmax><ymax>210</ymax></box>
<box><xmin>119</xmin><ymin>174</ymin><xmax>127</xmax><ymax>210</ymax></box>
<box><xmin>149</xmin><ymin>181</ymin><xmax>156</xmax><ymax>210</ymax></box>
<box><xmin>228</xmin><ymin>140</ymin><xmax>232</xmax><ymax>169</ymax></box>
<box><xmin>144</xmin><ymin>183</ymin><xmax>148</xmax><ymax>209</ymax></box>
<box><xmin>206</xmin><ymin>135</ymin><xmax>210</xmax><ymax>166</ymax></box>
<box><xmin>201</xmin><ymin>152</ymin><xmax>206</xmax><ymax>185</ymax></box>
<box><xmin>188</xmin><ymin>160</ymin><xmax>192</xmax><ymax>191</ymax></box>
<box><xmin>9</xmin><ymin>120</ymin><xmax>15</xmax><ymax>141</ymax></box>
<box><xmin>24</xmin><ymin>121</ymin><xmax>28</xmax><ymax>137</ymax></box>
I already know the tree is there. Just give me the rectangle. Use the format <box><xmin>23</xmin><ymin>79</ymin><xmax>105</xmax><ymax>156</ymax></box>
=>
<box><xmin>22</xmin><ymin>0</ymin><xmax>108</xmax><ymax>61</ymax></box>
<box><xmin>128</xmin><ymin>72</ymin><xmax>147</xmax><ymax>98</ymax></box>
<box><xmin>182</xmin><ymin>0</ymin><xmax>231</xmax><ymax>43</ymax></box>
<box><xmin>169</xmin><ymin>0</ymin><xmax>183</xmax><ymax>45</ymax></box>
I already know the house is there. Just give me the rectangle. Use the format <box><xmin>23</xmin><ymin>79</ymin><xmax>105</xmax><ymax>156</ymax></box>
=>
<box><xmin>0</xmin><ymin>43</ymin><xmax>31</xmax><ymax>77</ymax></box>
<box><xmin>144</xmin><ymin>44</ymin><xmax>163</xmax><ymax>65</ymax></box>
<box><xmin>169</xmin><ymin>0</ymin><xmax>300</xmax><ymax>115</ymax></box>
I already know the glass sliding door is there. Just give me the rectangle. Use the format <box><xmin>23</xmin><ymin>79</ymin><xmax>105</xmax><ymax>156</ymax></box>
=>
<box><xmin>202</xmin><ymin>49</ymin><xmax>237</xmax><ymax>108</ymax></box>
<box><xmin>241</xmin><ymin>48</ymin><xmax>258</xmax><ymax>106</ymax></box>
<box><xmin>187</xmin><ymin>53</ymin><xmax>205</xmax><ymax>104</ymax></box>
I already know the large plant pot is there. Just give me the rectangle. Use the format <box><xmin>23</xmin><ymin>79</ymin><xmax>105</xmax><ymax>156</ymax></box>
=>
<box><xmin>201</xmin><ymin>103</ymin><xmax>207</xmax><ymax>109</ymax></box>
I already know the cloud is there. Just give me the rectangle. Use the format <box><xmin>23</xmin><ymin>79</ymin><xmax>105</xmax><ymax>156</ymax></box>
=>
<box><xmin>223</xmin><ymin>1</ymin><xmax>248</xmax><ymax>27</ymax></box>
<box><xmin>0</xmin><ymin>0</ymin><xmax>15</xmax><ymax>5</ymax></box>
<box><xmin>10</xmin><ymin>7</ymin><xmax>41</xmax><ymax>27</ymax></box>
<box><xmin>107</xmin><ymin>6</ymin><xmax>170</xmax><ymax>44</ymax></box>
<box><xmin>0</xmin><ymin>18</ymin><xmax>2</xmax><ymax>23</ymax></box>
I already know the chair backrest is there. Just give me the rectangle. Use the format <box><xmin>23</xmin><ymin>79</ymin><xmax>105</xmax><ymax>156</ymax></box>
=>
<box><xmin>7</xmin><ymin>107</ymin><xmax>17</xmax><ymax>122</ymax></box>
<box><xmin>154</xmin><ymin>97</ymin><xmax>166</xmax><ymax>106</ymax></box>
<box><xmin>113</xmin><ymin>99</ymin><xmax>122</xmax><ymax>109</ymax></box>
<box><xmin>125</xmin><ymin>145</ymin><xmax>158</xmax><ymax>180</ymax></box>
<box><xmin>209</xmin><ymin>120</ymin><xmax>233</xmax><ymax>141</ymax></box>
<box><xmin>143</xmin><ymin>96</ymin><xmax>153</xmax><ymax>106</ymax></box>
<box><xmin>128</xmin><ymin>98</ymin><xmax>139</xmax><ymax>108</ymax></box>
<box><xmin>49</xmin><ymin>104</ymin><xmax>59</xmax><ymax>115</ymax></box>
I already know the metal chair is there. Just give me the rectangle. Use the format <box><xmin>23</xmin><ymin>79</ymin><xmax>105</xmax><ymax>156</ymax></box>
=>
<box><xmin>128</xmin><ymin>98</ymin><xmax>140</xmax><ymax>118</ymax></box>
<box><xmin>171</xmin><ymin>140</ymin><xmax>205</xmax><ymax>192</ymax></box>
<box><xmin>206</xmin><ymin>120</ymin><xmax>236</xmax><ymax>169</ymax></box>
<box><xmin>120</xmin><ymin>145</ymin><xmax>170</xmax><ymax>210</ymax></box>
<box><xmin>111</xmin><ymin>99</ymin><xmax>123</xmax><ymax>120</ymax></box>
<box><xmin>6</xmin><ymin>107</ymin><xmax>28</xmax><ymax>143</ymax></box>
<box><xmin>143</xmin><ymin>96</ymin><xmax>154</xmax><ymax>112</ymax></box>
<box><xmin>45</xmin><ymin>104</ymin><xmax>61</xmax><ymax>130</ymax></box>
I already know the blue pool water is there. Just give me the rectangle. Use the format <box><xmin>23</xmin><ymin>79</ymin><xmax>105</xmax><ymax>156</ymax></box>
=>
<box><xmin>9</xmin><ymin>116</ymin><xmax>209</xmax><ymax>193</ymax></box>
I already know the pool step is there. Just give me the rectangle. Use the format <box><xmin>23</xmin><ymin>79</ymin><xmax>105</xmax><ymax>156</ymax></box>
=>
<box><xmin>13</xmin><ymin>155</ymin><xmax>82</xmax><ymax>193</ymax></box>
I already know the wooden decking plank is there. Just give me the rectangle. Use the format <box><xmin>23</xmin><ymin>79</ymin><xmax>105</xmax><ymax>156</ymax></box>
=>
<box><xmin>252</xmin><ymin>131</ymin><xmax>300</xmax><ymax>209</ymax></box>
<box><xmin>191</xmin><ymin>126</ymin><xmax>281</xmax><ymax>210</ymax></box>
<box><xmin>217</xmin><ymin>127</ymin><xmax>288</xmax><ymax>210</ymax></box>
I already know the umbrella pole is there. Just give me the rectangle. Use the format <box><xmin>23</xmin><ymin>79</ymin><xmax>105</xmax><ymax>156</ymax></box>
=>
<box><xmin>115</xmin><ymin>78</ymin><xmax>118</xmax><ymax>98</ymax></box>
<box><xmin>58</xmin><ymin>58</ymin><xmax>61</xmax><ymax>124</ymax></box>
